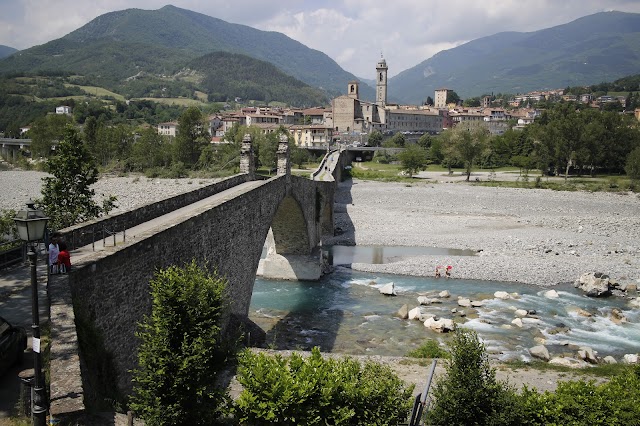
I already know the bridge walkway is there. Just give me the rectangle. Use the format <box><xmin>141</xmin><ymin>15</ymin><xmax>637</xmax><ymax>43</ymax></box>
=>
<box><xmin>69</xmin><ymin>179</ymin><xmax>266</xmax><ymax>262</ymax></box>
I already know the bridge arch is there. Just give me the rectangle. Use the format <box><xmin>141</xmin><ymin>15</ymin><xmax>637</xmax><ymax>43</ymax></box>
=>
<box><xmin>270</xmin><ymin>194</ymin><xmax>310</xmax><ymax>255</ymax></box>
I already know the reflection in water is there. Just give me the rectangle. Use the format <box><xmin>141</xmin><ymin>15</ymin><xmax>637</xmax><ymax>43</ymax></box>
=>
<box><xmin>324</xmin><ymin>245</ymin><xmax>477</xmax><ymax>265</ymax></box>
<box><xmin>249</xmin><ymin>269</ymin><xmax>640</xmax><ymax>361</ymax></box>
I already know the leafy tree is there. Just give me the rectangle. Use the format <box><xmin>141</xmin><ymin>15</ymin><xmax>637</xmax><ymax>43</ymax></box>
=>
<box><xmin>446</xmin><ymin>91</ymin><xmax>461</xmax><ymax>105</ymax></box>
<box><xmin>0</xmin><ymin>209</ymin><xmax>18</xmax><ymax>242</ymax></box>
<box><xmin>130</xmin><ymin>261</ymin><xmax>234</xmax><ymax>426</ymax></box>
<box><xmin>398</xmin><ymin>144</ymin><xmax>428</xmax><ymax>177</ymax></box>
<box><xmin>29</xmin><ymin>113</ymin><xmax>72</xmax><ymax>158</ymax></box>
<box><xmin>174</xmin><ymin>106</ymin><xmax>210</xmax><ymax>167</ymax></box>
<box><xmin>39</xmin><ymin>125</ymin><xmax>116</xmax><ymax>230</ymax></box>
<box><xmin>626</xmin><ymin>146</ymin><xmax>640</xmax><ymax>181</ymax></box>
<box><xmin>367</xmin><ymin>130</ymin><xmax>383</xmax><ymax>147</ymax></box>
<box><xmin>425</xmin><ymin>96</ymin><xmax>434</xmax><ymax>106</ymax></box>
<box><xmin>290</xmin><ymin>142</ymin><xmax>310</xmax><ymax>168</ymax></box>
<box><xmin>451</xmin><ymin>124</ymin><xmax>490</xmax><ymax>181</ymax></box>
<box><xmin>427</xmin><ymin>329</ymin><xmax>522</xmax><ymax>426</ymax></box>
<box><xmin>383</xmin><ymin>132</ymin><xmax>406</xmax><ymax>148</ymax></box>
<box><xmin>130</xmin><ymin>127</ymin><xmax>172</xmax><ymax>171</ymax></box>
<box><xmin>417</xmin><ymin>133</ymin><xmax>433</xmax><ymax>150</ymax></box>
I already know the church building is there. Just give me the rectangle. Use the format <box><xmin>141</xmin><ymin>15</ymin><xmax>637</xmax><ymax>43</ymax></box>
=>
<box><xmin>332</xmin><ymin>57</ymin><xmax>443</xmax><ymax>137</ymax></box>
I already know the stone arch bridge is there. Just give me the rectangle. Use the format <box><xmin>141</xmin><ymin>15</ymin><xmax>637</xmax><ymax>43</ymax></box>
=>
<box><xmin>47</xmin><ymin>135</ymin><xmax>353</xmax><ymax>418</ymax></box>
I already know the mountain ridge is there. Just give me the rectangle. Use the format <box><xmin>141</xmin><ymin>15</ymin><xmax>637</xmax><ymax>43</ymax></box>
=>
<box><xmin>389</xmin><ymin>10</ymin><xmax>640</xmax><ymax>103</ymax></box>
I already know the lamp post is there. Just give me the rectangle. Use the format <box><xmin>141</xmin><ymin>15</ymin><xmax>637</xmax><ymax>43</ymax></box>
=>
<box><xmin>14</xmin><ymin>200</ymin><xmax>49</xmax><ymax>426</ymax></box>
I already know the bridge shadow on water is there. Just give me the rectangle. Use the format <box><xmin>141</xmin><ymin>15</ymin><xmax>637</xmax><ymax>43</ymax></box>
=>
<box><xmin>249</xmin><ymin>176</ymin><xmax>357</xmax><ymax>353</ymax></box>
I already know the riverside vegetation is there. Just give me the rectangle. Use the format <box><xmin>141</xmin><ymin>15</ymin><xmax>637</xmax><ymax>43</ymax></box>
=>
<box><xmin>130</xmin><ymin>262</ymin><xmax>640</xmax><ymax>425</ymax></box>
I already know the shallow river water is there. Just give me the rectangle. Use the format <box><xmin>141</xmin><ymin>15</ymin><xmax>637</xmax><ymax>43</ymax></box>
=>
<box><xmin>250</xmin><ymin>248</ymin><xmax>640</xmax><ymax>361</ymax></box>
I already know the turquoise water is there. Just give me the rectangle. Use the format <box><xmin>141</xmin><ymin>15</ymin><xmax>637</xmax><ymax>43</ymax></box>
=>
<box><xmin>249</xmin><ymin>268</ymin><xmax>640</xmax><ymax>361</ymax></box>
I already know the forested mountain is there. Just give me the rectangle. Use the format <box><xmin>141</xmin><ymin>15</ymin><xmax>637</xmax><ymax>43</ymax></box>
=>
<box><xmin>188</xmin><ymin>52</ymin><xmax>328</xmax><ymax>106</ymax></box>
<box><xmin>0</xmin><ymin>5</ymin><xmax>374</xmax><ymax>100</ymax></box>
<box><xmin>390</xmin><ymin>11</ymin><xmax>640</xmax><ymax>104</ymax></box>
<box><xmin>0</xmin><ymin>45</ymin><xmax>17</xmax><ymax>59</ymax></box>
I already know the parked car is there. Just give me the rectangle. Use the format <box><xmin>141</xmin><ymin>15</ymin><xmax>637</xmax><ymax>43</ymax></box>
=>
<box><xmin>0</xmin><ymin>316</ymin><xmax>27</xmax><ymax>376</ymax></box>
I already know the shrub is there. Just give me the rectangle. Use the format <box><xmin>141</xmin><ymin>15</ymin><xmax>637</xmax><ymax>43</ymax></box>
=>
<box><xmin>519</xmin><ymin>366</ymin><xmax>640</xmax><ymax>426</ymax></box>
<box><xmin>426</xmin><ymin>328</ymin><xmax>522</xmax><ymax>426</ymax></box>
<box><xmin>407</xmin><ymin>339</ymin><xmax>449</xmax><ymax>359</ymax></box>
<box><xmin>130</xmin><ymin>261</ymin><xmax>235</xmax><ymax>426</ymax></box>
<box><xmin>235</xmin><ymin>347</ymin><xmax>414</xmax><ymax>425</ymax></box>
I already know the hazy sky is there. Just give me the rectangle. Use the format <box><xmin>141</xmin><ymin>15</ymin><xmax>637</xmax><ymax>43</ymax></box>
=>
<box><xmin>2</xmin><ymin>0</ymin><xmax>640</xmax><ymax>78</ymax></box>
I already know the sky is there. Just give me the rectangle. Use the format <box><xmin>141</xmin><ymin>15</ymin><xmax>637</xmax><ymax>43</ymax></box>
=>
<box><xmin>2</xmin><ymin>0</ymin><xmax>640</xmax><ymax>79</ymax></box>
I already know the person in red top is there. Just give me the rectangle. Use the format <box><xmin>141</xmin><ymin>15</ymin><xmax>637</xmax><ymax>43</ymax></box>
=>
<box><xmin>57</xmin><ymin>242</ymin><xmax>71</xmax><ymax>273</ymax></box>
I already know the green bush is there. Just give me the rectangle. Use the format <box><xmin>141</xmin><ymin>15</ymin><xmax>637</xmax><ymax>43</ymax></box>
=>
<box><xmin>235</xmin><ymin>347</ymin><xmax>414</xmax><ymax>425</ymax></box>
<box><xmin>519</xmin><ymin>366</ymin><xmax>640</xmax><ymax>426</ymax></box>
<box><xmin>130</xmin><ymin>261</ymin><xmax>235</xmax><ymax>426</ymax></box>
<box><xmin>407</xmin><ymin>339</ymin><xmax>449</xmax><ymax>359</ymax></box>
<box><xmin>426</xmin><ymin>328</ymin><xmax>522</xmax><ymax>426</ymax></box>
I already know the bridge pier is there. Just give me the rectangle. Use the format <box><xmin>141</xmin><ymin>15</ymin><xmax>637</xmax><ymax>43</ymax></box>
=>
<box><xmin>257</xmin><ymin>228</ymin><xmax>325</xmax><ymax>280</ymax></box>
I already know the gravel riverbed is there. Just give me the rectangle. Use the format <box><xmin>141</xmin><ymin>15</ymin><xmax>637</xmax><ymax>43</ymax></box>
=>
<box><xmin>325</xmin><ymin>178</ymin><xmax>640</xmax><ymax>288</ymax></box>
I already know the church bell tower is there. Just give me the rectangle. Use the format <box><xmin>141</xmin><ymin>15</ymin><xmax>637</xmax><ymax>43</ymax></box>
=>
<box><xmin>376</xmin><ymin>55</ymin><xmax>388</xmax><ymax>107</ymax></box>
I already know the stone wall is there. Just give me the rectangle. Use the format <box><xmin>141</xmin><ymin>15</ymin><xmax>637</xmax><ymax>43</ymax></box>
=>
<box><xmin>63</xmin><ymin>173</ymin><xmax>335</xmax><ymax>399</ymax></box>
<box><xmin>60</xmin><ymin>174</ymin><xmax>249</xmax><ymax>249</ymax></box>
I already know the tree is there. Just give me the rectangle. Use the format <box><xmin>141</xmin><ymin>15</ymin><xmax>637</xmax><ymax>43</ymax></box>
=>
<box><xmin>290</xmin><ymin>143</ymin><xmax>310</xmax><ymax>168</ymax></box>
<box><xmin>425</xmin><ymin>96</ymin><xmax>434</xmax><ymax>106</ymax></box>
<box><xmin>398</xmin><ymin>144</ymin><xmax>428</xmax><ymax>177</ymax></box>
<box><xmin>173</xmin><ymin>106</ymin><xmax>209</xmax><ymax>167</ymax></box>
<box><xmin>39</xmin><ymin>125</ymin><xmax>116</xmax><ymax>230</ymax></box>
<box><xmin>446</xmin><ymin>91</ymin><xmax>461</xmax><ymax>105</ymax></box>
<box><xmin>367</xmin><ymin>130</ymin><xmax>383</xmax><ymax>147</ymax></box>
<box><xmin>427</xmin><ymin>329</ymin><xmax>521</xmax><ymax>425</ymax></box>
<box><xmin>29</xmin><ymin>113</ymin><xmax>72</xmax><ymax>158</ymax></box>
<box><xmin>626</xmin><ymin>146</ymin><xmax>640</xmax><ymax>182</ymax></box>
<box><xmin>130</xmin><ymin>261</ymin><xmax>234</xmax><ymax>425</ymax></box>
<box><xmin>451</xmin><ymin>124</ymin><xmax>490</xmax><ymax>181</ymax></box>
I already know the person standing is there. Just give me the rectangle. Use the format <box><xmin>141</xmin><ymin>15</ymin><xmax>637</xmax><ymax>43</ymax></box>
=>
<box><xmin>57</xmin><ymin>242</ymin><xmax>71</xmax><ymax>273</ymax></box>
<box><xmin>48</xmin><ymin>232</ymin><xmax>60</xmax><ymax>273</ymax></box>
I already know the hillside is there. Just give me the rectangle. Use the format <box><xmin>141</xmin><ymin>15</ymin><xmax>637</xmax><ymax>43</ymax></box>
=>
<box><xmin>187</xmin><ymin>52</ymin><xmax>328</xmax><ymax>106</ymax></box>
<box><xmin>390</xmin><ymin>11</ymin><xmax>640</xmax><ymax>103</ymax></box>
<box><xmin>0</xmin><ymin>45</ymin><xmax>17</xmax><ymax>59</ymax></box>
<box><xmin>0</xmin><ymin>5</ymin><xmax>374</xmax><ymax>100</ymax></box>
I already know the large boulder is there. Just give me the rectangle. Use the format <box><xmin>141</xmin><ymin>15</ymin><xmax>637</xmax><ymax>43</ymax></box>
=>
<box><xmin>574</xmin><ymin>272</ymin><xmax>612</xmax><ymax>297</ymax></box>
<box><xmin>629</xmin><ymin>297</ymin><xmax>640</xmax><ymax>309</ymax></box>
<box><xmin>494</xmin><ymin>291</ymin><xmax>511</xmax><ymax>300</ymax></box>
<box><xmin>457</xmin><ymin>298</ymin><xmax>471</xmax><ymax>307</ymax></box>
<box><xmin>549</xmin><ymin>357</ymin><xmax>589</xmax><ymax>368</ymax></box>
<box><xmin>397</xmin><ymin>304</ymin><xmax>409</xmax><ymax>319</ymax></box>
<box><xmin>417</xmin><ymin>296</ymin><xmax>431</xmax><ymax>305</ymax></box>
<box><xmin>379</xmin><ymin>282</ymin><xmax>396</xmax><ymax>296</ymax></box>
<box><xmin>423</xmin><ymin>317</ymin><xmax>456</xmax><ymax>333</ymax></box>
<box><xmin>544</xmin><ymin>290</ymin><xmax>560</xmax><ymax>299</ymax></box>
<box><xmin>529</xmin><ymin>345</ymin><xmax>550</xmax><ymax>362</ymax></box>
<box><xmin>623</xmin><ymin>354</ymin><xmax>639</xmax><ymax>364</ymax></box>
<box><xmin>603</xmin><ymin>356</ymin><xmax>617</xmax><ymax>364</ymax></box>
<box><xmin>577</xmin><ymin>346</ymin><xmax>598</xmax><ymax>364</ymax></box>
<box><xmin>408</xmin><ymin>307</ymin><xmax>422</xmax><ymax>320</ymax></box>
<box><xmin>610</xmin><ymin>308</ymin><xmax>628</xmax><ymax>324</ymax></box>
<box><xmin>514</xmin><ymin>309</ymin><xmax>528</xmax><ymax>317</ymax></box>
<box><xmin>439</xmin><ymin>290</ymin><xmax>451</xmax><ymax>298</ymax></box>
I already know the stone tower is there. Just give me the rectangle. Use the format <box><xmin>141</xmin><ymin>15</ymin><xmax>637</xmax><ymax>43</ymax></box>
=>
<box><xmin>347</xmin><ymin>81</ymin><xmax>359</xmax><ymax>99</ymax></box>
<box><xmin>240</xmin><ymin>133</ymin><xmax>255</xmax><ymax>179</ymax></box>
<box><xmin>376</xmin><ymin>56</ymin><xmax>388</xmax><ymax>107</ymax></box>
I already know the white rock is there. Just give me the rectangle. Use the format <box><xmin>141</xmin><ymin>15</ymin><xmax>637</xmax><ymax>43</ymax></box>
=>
<box><xmin>417</xmin><ymin>296</ymin><xmax>431</xmax><ymax>305</ymax></box>
<box><xmin>408</xmin><ymin>307</ymin><xmax>422</xmax><ymax>320</ymax></box>
<box><xmin>529</xmin><ymin>345</ymin><xmax>550</xmax><ymax>361</ymax></box>
<box><xmin>439</xmin><ymin>290</ymin><xmax>451</xmax><ymax>298</ymax></box>
<box><xmin>629</xmin><ymin>298</ymin><xmax>640</xmax><ymax>308</ymax></box>
<box><xmin>623</xmin><ymin>354</ymin><xmax>639</xmax><ymax>364</ymax></box>
<box><xmin>544</xmin><ymin>290</ymin><xmax>559</xmax><ymax>299</ymax></box>
<box><xmin>511</xmin><ymin>318</ymin><xmax>523</xmax><ymax>327</ymax></box>
<box><xmin>577</xmin><ymin>347</ymin><xmax>598</xmax><ymax>364</ymax></box>
<box><xmin>521</xmin><ymin>317</ymin><xmax>541</xmax><ymax>324</ymax></box>
<box><xmin>470</xmin><ymin>300</ymin><xmax>484</xmax><ymax>308</ymax></box>
<box><xmin>397</xmin><ymin>304</ymin><xmax>409</xmax><ymax>319</ymax></box>
<box><xmin>549</xmin><ymin>357</ymin><xmax>589</xmax><ymax>369</ymax></box>
<box><xmin>379</xmin><ymin>282</ymin><xmax>396</xmax><ymax>296</ymax></box>
<box><xmin>603</xmin><ymin>356</ymin><xmax>617</xmax><ymax>364</ymax></box>
<box><xmin>494</xmin><ymin>291</ymin><xmax>510</xmax><ymax>300</ymax></box>
<box><xmin>458</xmin><ymin>298</ymin><xmax>471</xmax><ymax>307</ymax></box>
<box><xmin>514</xmin><ymin>309</ymin><xmax>528</xmax><ymax>317</ymax></box>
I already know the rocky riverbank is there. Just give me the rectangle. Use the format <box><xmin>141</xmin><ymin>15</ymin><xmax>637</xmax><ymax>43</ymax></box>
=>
<box><xmin>325</xmin><ymin>178</ymin><xmax>640</xmax><ymax>288</ymax></box>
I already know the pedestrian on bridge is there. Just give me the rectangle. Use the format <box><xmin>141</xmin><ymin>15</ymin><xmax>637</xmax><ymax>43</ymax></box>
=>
<box><xmin>48</xmin><ymin>232</ymin><xmax>60</xmax><ymax>273</ymax></box>
<box><xmin>57</xmin><ymin>241</ymin><xmax>71</xmax><ymax>273</ymax></box>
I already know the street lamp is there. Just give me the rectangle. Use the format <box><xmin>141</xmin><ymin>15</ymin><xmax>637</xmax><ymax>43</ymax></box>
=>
<box><xmin>14</xmin><ymin>200</ymin><xmax>49</xmax><ymax>426</ymax></box>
